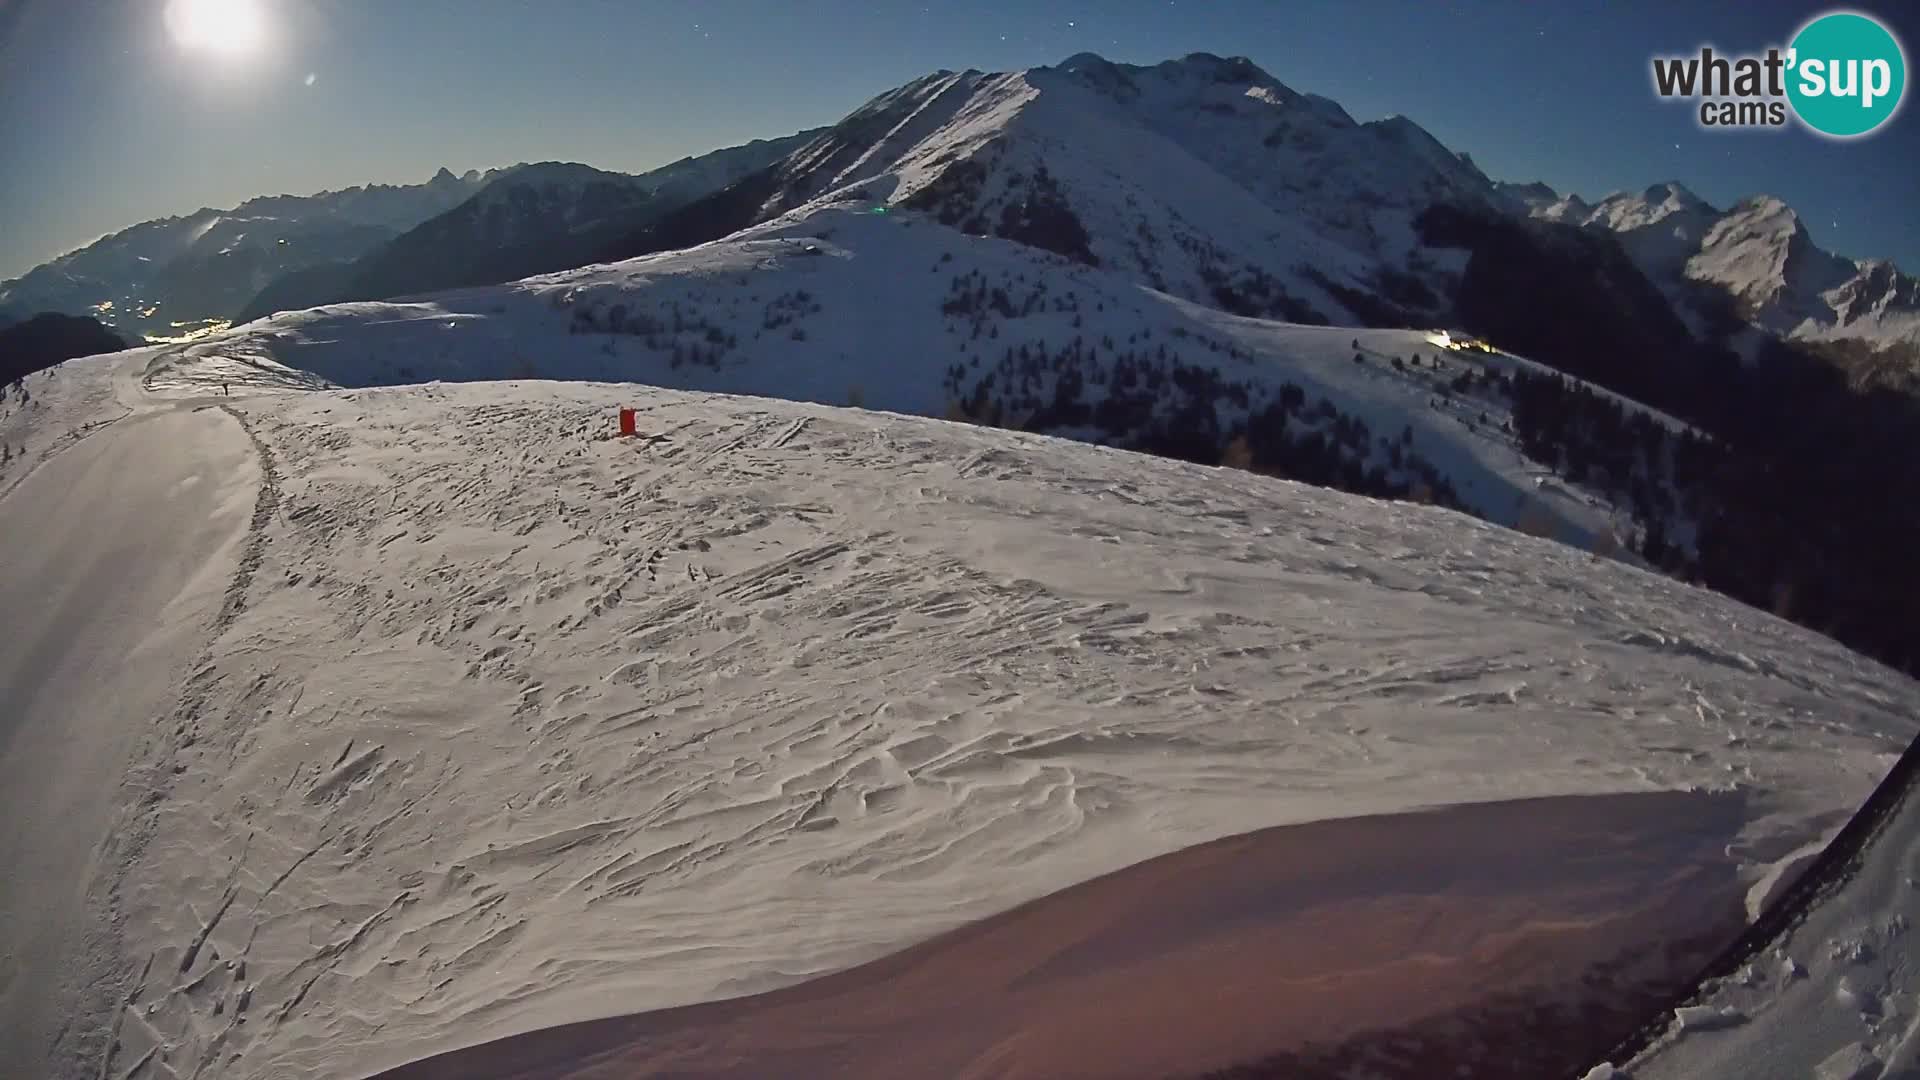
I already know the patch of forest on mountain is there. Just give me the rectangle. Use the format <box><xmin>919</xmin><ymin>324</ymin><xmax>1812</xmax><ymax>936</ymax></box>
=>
<box><xmin>1423</xmin><ymin>202</ymin><xmax>1920</xmax><ymax>677</ymax></box>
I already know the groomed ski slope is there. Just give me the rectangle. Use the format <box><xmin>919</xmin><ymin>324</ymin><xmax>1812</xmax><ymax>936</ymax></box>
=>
<box><xmin>8</xmin><ymin>350</ymin><xmax>1914</xmax><ymax>1079</ymax></box>
<box><xmin>0</xmin><ymin>401</ymin><xmax>258</xmax><ymax>1073</ymax></box>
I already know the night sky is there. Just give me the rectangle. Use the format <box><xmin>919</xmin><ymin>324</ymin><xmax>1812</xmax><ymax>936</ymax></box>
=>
<box><xmin>2</xmin><ymin>0</ymin><xmax>1915</xmax><ymax>281</ymax></box>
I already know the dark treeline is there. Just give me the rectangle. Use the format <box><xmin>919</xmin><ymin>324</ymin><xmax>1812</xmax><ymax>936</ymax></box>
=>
<box><xmin>1</xmin><ymin>313</ymin><xmax>129</xmax><ymax>386</ymax></box>
<box><xmin>1422</xmin><ymin>202</ymin><xmax>1920</xmax><ymax>677</ymax></box>
<box><xmin>935</xmin><ymin>269</ymin><xmax>1462</xmax><ymax>509</ymax></box>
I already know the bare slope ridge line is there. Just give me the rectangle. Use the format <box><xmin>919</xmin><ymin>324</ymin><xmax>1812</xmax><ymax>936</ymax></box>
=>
<box><xmin>371</xmin><ymin>790</ymin><xmax>1750</xmax><ymax>1080</ymax></box>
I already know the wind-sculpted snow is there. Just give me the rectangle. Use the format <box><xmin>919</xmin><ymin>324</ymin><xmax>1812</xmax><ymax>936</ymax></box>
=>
<box><xmin>84</xmin><ymin>375</ymin><xmax>1916</xmax><ymax>1080</ymax></box>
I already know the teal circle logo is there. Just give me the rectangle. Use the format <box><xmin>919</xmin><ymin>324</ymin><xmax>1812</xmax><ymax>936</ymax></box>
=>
<box><xmin>1787</xmin><ymin>11</ymin><xmax>1907</xmax><ymax>137</ymax></box>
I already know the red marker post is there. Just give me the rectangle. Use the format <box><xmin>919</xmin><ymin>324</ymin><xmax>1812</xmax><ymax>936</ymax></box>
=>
<box><xmin>618</xmin><ymin>408</ymin><xmax>637</xmax><ymax>437</ymax></box>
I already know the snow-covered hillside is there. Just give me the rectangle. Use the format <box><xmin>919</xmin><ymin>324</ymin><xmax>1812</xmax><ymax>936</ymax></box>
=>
<box><xmin>11</xmin><ymin>349</ymin><xmax>1915</xmax><ymax>1080</ymax></box>
<box><xmin>146</xmin><ymin>201</ymin><xmax>1704</xmax><ymax>549</ymax></box>
<box><xmin>598</xmin><ymin>53</ymin><xmax>1505</xmax><ymax>328</ymax></box>
<box><xmin>0</xmin><ymin>169</ymin><xmax>494</xmax><ymax>336</ymax></box>
<box><xmin>1512</xmin><ymin>180</ymin><xmax>1920</xmax><ymax>370</ymax></box>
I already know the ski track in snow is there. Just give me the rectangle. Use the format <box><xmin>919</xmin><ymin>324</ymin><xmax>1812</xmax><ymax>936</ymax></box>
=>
<box><xmin>14</xmin><ymin>354</ymin><xmax>1899</xmax><ymax>1080</ymax></box>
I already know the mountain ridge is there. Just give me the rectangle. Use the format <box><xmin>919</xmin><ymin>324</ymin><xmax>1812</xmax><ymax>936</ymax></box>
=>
<box><xmin>597</xmin><ymin>51</ymin><xmax>1512</xmax><ymax>334</ymax></box>
<box><xmin>0</xmin><ymin>169</ymin><xmax>498</xmax><ymax>337</ymax></box>
<box><xmin>13</xmin><ymin>49</ymin><xmax>1910</xmax><ymax>382</ymax></box>
<box><xmin>1509</xmin><ymin>178</ymin><xmax>1920</xmax><ymax>378</ymax></box>
<box><xmin>233</xmin><ymin>131</ymin><xmax>822</xmax><ymax>323</ymax></box>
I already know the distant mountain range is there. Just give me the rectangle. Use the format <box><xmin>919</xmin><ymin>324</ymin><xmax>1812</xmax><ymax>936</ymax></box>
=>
<box><xmin>8</xmin><ymin>52</ymin><xmax>1914</xmax><ymax>398</ymax></box>
<box><xmin>0</xmin><ymin>135</ymin><xmax>818</xmax><ymax>341</ymax></box>
<box><xmin>597</xmin><ymin>53</ymin><xmax>1500</xmax><ymax>326</ymax></box>
<box><xmin>1500</xmin><ymin>179</ymin><xmax>1920</xmax><ymax>384</ymax></box>
<box><xmin>233</xmin><ymin>133</ymin><xmax>818</xmax><ymax>324</ymax></box>
<box><xmin>0</xmin><ymin>169</ymin><xmax>496</xmax><ymax>336</ymax></box>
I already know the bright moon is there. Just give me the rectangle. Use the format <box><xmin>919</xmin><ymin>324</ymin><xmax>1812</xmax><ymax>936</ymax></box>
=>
<box><xmin>165</xmin><ymin>0</ymin><xmax>267</xmax><ymax>57</ymax></box>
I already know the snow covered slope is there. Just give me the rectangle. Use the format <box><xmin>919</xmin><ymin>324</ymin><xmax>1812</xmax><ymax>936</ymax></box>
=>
<box><xmin>1515</xmin><ymin>181</ymin><xmax>1920</xmax><ymax>372</ymax></box>
<box><xmin>147</xmin><ymin>201</ymin><xmax>1703</xmax><ymax>549</ymax></box>
<box><xmin>0</xmin><ymin>169</ymin><xmax>493</xmax><ymax>336</ymax></box>
<box><xmin>635</xmin><ymin>134</ymin><xmax>830</xmax><ymax>205</ymax></box>
<box><xmin>11</xmin><ymin>346</ymin><xmax>1913</xmax><ymax>1080</ymax></box>
<box><xmin>383</xmin><ymin>791</ymin><xmax>1766</xmax><ymax>1080</ymax></box>
<box><xmin>601</xmin><ymin>53</ymin><xmax>1503</xmax><ymax>327</ymax></box>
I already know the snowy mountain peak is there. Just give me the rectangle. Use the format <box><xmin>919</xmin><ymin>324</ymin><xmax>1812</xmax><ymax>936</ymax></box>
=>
<box><xmin>1053</xmin><ymin>51</ymin><xmax>1146</xmax><ymax>101</ymax></box>
<box><xmin>1686</xmin><ymin>194</ymin><xmax>1860</xmax><ymax>325</ymax></box>
<box><xmin>1363</xmin><ymin>114</ymin><xmax>1488</xmax><ymax>190</ymax></box>
<box><xmin>1523</xmin><ymin>191</ymin><xmax>1596</xmax><ymax>225</ymax></box>
<box><xmin>1167</xmin><ymin>51</ymin><xmax>1282</xmax><ymax>87</ymax></box>
<box><xmin>1503</xmin><ymin>180</ymin><xmax>1712</xmax><ymax>234</ymax></box>
<box><xmin>1585</xmin><ymin>183</ymin><xmax>1719</xmax><ymax>234</ymax></box>
<box><xmin>714</xmin><ymin>53</ymin><xmax>1509</xmax><ymax>328</ymax></box>
<box><xmin>1725</xmin><ymin>193</ymin><xmax>1796</xmax><ymax>226</ymax></box>
<box><xmin>1516</xmin><ymin>176</ymin><xmax>1920</xmax><ymax>356</ymax></box>
<box><xmin>1057</xmin><ymin>51</ymin><xmax>1121</xmax><ymax>73</ymax></box>
<box><xmin>488</xmin><ymin>161</ymin><xmax>636</xmax><ymax>193</ymax></box>
<box><xmin>1495</xmin><ymin>181</ymin><xmax>1561</xmax><ymax>214</ymax></box>
<box><xmin>1705</xmin><ymin>196</ymin><xmax>1820</xmax><ymax>270</ymax></box>
<box><xmin>1640</xmin><ymin>180</ymin><xmax>1710</xmax><ymax>211</ymax></box>
<box><xmin>1047</xmin><ymin>50</ymin><xmax>1301</xmax><ymax>103</ymax></box>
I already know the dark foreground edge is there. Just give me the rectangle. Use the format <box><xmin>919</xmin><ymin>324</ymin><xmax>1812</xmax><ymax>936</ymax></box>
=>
<box><xmin>1595</xmin><ymin>728</ymin><xmax>1920</xmax><ymax>1070</ymax></box>
<box><xmin>365</xmin><ymin>791</ymin><xmax>1749</xmax><ymax>1080</ymax></box>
